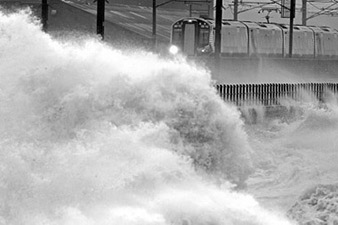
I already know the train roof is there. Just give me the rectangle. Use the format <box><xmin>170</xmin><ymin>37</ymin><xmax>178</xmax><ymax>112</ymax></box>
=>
<box><xmin>172</xmin><ymin>17</ymin><xmax>338</xmax><ymax>33</ymax></box>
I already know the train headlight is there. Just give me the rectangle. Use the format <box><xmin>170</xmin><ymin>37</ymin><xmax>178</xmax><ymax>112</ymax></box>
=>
<box><xmin>169</xmin><ymin>45</ymin><xmax>179</xmax><ymax>55</ymax></box>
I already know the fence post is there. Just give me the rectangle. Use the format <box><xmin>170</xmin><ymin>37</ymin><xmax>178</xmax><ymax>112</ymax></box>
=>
<box><xmin>239</xmin><ymin>84</ymin><xmax>243</xmax><ymax>106</ymax></box>
<box><xmin>319</xmin><ymin>83</ymin><xmax>323</xmax><ymax>102</ymax></box>
<box><xmin>246</xmin><ymin>84</ymin><xmax>250</xmax><ymax>105</ymax></box>
<box><xmin>236</xmin><ymin>84</ymin><xmax>239</xmax><ymax>106</ymax></box>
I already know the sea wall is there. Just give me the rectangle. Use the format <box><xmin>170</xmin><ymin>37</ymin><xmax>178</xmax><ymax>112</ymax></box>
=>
<box><xmin>194</xmin><ymin>57</ymin><xmax>338</xmax><ymax>84</ymax></box>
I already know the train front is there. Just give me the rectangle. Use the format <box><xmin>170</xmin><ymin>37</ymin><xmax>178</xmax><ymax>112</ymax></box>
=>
<box><xmin>170</xmin><ymin>18</ymin><xmax>214</xmax><ymax>56</ymax></box>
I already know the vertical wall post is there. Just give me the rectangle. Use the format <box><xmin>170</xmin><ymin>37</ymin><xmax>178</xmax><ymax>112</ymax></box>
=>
<box><xmin>97</xmin><ymin>0</ymin><xmax>105</xmax><ymax>39</ymax></box>
<box><xmin>41</xmin><ymin>0</ymin><xmax>48</xmax><ymax>32</ymax></box>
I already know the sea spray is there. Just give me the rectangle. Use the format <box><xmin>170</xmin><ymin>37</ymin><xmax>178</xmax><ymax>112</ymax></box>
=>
<box><xmin>0</xmin><ymin>9</ymin><xmax>252</xmax><ymax>185</ymax></box>
<box><xmin>0</xmin><ymin>10</ymin><xmax>295</xmax><ymax>225</ymax></box>
<box><xmin>246</xmin><ymin>95</ymin><xmax>338</xmax><ymax>217</ymax></box>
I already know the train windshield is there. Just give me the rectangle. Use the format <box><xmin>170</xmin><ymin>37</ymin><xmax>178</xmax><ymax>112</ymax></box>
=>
<box><xmin>172</xmin><ymin>23</ymin><xmax>183</xmax><ymax>49</ymax></box>
<box><xmin>198</xmin><ymin>27</ymin><xmax>210</xmax><ymax>48</ymax></box>
<box><xmin>196</xmin><ymin>23</ymin><xmax>211</xmax><ymax>55</ymax></box>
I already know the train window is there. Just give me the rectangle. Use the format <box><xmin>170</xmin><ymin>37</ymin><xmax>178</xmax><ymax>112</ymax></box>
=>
<box><xmin>198</xmin><ymin>28</ymin><xmax>210</xmax><ymax>47</ymax></box>
<box><xmin>172</xmin><ymin>28</ymin><xmax>183</xmax><ymax>46</ymax></box>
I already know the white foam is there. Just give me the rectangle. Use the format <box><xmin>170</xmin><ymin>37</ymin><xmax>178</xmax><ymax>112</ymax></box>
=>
<box><xmin>0</xmin><ymin>9</ymin><xmax>295</xmax><ymax>225</ymax></box>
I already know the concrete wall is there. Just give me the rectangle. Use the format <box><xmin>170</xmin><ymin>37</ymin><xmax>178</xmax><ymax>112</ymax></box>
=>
<box><xmin>196</xmin><ymin>57</ymin><xmax>338</xmax><ymax>84</ymax></box>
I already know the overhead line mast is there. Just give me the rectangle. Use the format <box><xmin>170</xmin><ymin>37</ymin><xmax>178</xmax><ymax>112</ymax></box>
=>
<box><xmin>289</xmin><ymin>0</ymin><xmax>296</xmax><ymax>57</ymax></box>
<box><xmin>96</xmin><ymin>0</ymin><xmax>106</xmax><ymax>39</ymax></box>
<box><xmin>41</xmin><ymin>0</ymin><xmax>48</xmax><ymax>32</ymax></box>
<box><xmin>214</xmin><ymin>0</ymin><xmax>222</xmax><ymax>75</ymax></box>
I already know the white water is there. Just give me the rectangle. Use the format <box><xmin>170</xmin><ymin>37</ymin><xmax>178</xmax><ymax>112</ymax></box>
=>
<box><xmin>0</xmin><ymin>10</ymin><xmax>337</xmax><ymax>225</ymax></box>
<box><xmin>246</xmin><ymin>102</ymin><xmax>338</xmax><ymax>223</ymax></box>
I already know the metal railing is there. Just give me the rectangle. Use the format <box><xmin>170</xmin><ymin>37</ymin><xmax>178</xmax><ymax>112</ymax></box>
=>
<box><xmin>215</xmin><ymin>83</ymin><xmax>338</xmax><ymax>106</ymax></box>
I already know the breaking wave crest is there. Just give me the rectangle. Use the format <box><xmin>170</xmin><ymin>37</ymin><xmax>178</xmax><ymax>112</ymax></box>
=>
<box><xmin>0</xmin><ymin>10</ymin><xmax>294</xmax><ymax>225</ymax></box>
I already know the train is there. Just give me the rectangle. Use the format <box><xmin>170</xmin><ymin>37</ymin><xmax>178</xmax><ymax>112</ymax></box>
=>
<box><xmin>170</xmin><ymin>17</ymin><xmax>338</xmax><ymax>58</ymax></box>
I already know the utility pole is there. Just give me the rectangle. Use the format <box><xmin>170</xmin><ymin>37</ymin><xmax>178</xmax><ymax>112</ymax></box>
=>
<box><xmin>41</xmin><ymin>0</ymin><xmax>48</xmax><ymax>32</ymax></box>
<box><xmin>215</xmin><ymin>0</ymin><xmax>222</xmax><ymax>58</ymax></box>
<box><xmin>233</xmin><ymin>0</ymin><xmax>239</xmax><ymax>21</ymax></box>
<box><xmin>302</xmin><ymin>0</ymin><xmax>307</xmax><ymax>25</ymax></box>
<box><xmin>289</xmin><ymin>0</ymin><xmax>295</xmax><ymax>58</ymax></box>
<box><xmin>97</xmin><ymin>0</ymin><xmax>105</xmax><ymax>39</ymax></box>
<box><xmin>152</xmin><ymin>0</ymin><xmax>157</xmax><ymax>50</ymax></box>
<box><xmin>215</xmin><ymin>0</ymin><xmax>222</xmax><ymax>74</ymax></box>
